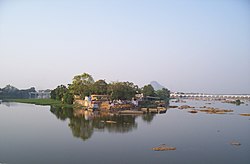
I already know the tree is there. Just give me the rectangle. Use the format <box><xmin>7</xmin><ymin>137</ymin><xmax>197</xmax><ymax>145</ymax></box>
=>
<box><xmin>156</xmin><ymin>88</ymin><xmax>170</xmax><ymax>100</ymax></box>
<box><xmin>73</xmin><ymin>73</ymin><xmax>94</xmax><ymax>85</ymax></box>
<box><xmin>0</xmin><ymin>85</ymin><xmax>36</xmax><ymax>99</ymax></box>
<box><xmin>91</xmin><ymin>79</ymin><xmax>108</xmax><ymax>95</ymax></box>
<box><xmin>142</xmin><ymin>84</ymin><xmax>155</xmax><ymax>97</ymax></box>
<box><xmin>51</xmin><ymin>85</ymin><xmax>68</xmax><ymax>101</ymax></box>
<box><xmin>108</xmin><ymin>81</ymin><xmax>138</xmax><ymax>100</ymax></box>
<box><xmin>68</xmin><ymin>73</ymin><xmax>94</xmax><ymax>98</ymax></box>
<box><xmin>63</xmin><ymin>91</ymin><xmax>74</xmax><ymax>104</ymax></box>
<box><xmin>235</xmin><ymin>99</ymin><xmax>241</xmax><ymax>105</ymax></box>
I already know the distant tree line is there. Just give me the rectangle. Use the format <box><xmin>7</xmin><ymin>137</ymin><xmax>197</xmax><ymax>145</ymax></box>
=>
<box><xmin>0</xmin><ymin>85</ymin><xmax>36</xmax><ymax>99</ymax></box>
<box><xmin>51</xmin><ymin>73</ymin><xmax>170</xmax><ymax>104</ymax></box>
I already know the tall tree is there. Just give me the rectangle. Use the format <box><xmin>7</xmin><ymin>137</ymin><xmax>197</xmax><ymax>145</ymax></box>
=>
<box><xmin>68</xmin><ymin>73</ymin><xmax>94</xmax><ymax>98</ymax></box>
<box><xmin>63</xmin><ymin>90</ymin><xmax>74</xmax><ymax>104</ymax></box>
<box><xmin>51</xmin><ymin>85</ymin><xmax>68</xmax><ymax>101</ymax></box>
<box><xmin>142</xmin><ymin>84</ymin><xmax>155</xmax><ymax>97</ymax></box>
<box><xmin>155</xmin><ymin>88</ymin><xmax>170</xmax><ymax>100</ymax></box>
<box><xmin>91</xmin><ymin>79</ymin><xmax>108</xmax><ymax>95</ymax></box>
<box><xmin>108</xmin><ymin>81</ymin><xmax>138</xmax><ymax>100</ymax></box>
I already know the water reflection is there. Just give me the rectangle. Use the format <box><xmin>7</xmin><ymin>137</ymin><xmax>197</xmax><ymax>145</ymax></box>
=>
<box><xmin>141</xmin><ymin>113</ymin><xmax>156</xmax><ymax>123</ymax></box>
<box><xmin>50</xmin><ymin>106</ymin><xmax>74</xmax><ymax>121</ymax></box>
<box><xmin>50</xmin><ymin>107</ymin><xmax>157</xmax><ymax>141</ymax></box>
<box><xmin>0</xmin><ymin>101</ymin><xmax>15</xmax><ymax>107</ymax></box>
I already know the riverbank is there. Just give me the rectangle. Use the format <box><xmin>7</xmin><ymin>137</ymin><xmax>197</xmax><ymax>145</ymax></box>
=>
<box><xmin>5</xmin><ymin>99</ymin><xmax>73</xmax><ymax>108</ymax></box>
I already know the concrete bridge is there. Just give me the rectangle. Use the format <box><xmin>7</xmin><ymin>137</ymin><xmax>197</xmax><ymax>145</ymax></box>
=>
<box><xmin>170</xmin><ymin>93</ymin><xmax>250</xmax><ymax>99</ymax></box>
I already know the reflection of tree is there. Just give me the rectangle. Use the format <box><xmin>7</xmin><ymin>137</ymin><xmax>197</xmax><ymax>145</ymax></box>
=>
<box><xmin>96</xmin><ymin>115</ymin><xmax>137</xmax><ymax>133</ymax></box>
<box><xmin>50</xmin><ymin>107</ymin><xmax>138</xmax><ymax>141</ymax></box>
<box><xmin>69</xmin><ymin>117</ymin><xmax>94</xmax><ymax>141</ymax></box>
<box><xmin>141</xmin><ymin>113</ymin><xmax>155</xmax><ymax>123</ymax></box>
<box><xmin>165</xmin><ymin>100</ymin><xmax>170</xmax><ymax>107</ymax></box>
<box><xmin>50</xmin><ymin>106</ymin><xmax>74</xmax><ymax>121</ymax></box>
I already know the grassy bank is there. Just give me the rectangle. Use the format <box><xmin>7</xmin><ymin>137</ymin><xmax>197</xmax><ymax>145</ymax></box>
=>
<box><xmin>7</xmin><ymin>99</ymin><xmax>73</xmax><ymax>108</ymax></box>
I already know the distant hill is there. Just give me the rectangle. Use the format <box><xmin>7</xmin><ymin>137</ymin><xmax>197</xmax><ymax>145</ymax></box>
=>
<box><xmin>150</xmin><ymin>81</ymin><xmax>165</xmax><ymax>90</ymax></box>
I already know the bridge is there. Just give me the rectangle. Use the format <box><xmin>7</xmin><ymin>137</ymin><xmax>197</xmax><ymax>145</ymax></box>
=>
<box><xmin>170</xmin><ymin>93</ymin><xmax>250</xmax><ymax>99</ymax></box>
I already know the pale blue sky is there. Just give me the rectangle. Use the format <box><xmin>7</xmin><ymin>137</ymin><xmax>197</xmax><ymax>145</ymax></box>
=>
<box><xmin>0</xmin><ymin>0</ymin><xmax>249</xmax><ymax>94</ymax></box>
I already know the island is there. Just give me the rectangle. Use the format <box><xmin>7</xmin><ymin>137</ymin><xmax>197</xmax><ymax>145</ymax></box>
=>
<box><xmin>0</xmin><ymin>72</ymin><xmax>170</xmax><ymax>114</ymax></box>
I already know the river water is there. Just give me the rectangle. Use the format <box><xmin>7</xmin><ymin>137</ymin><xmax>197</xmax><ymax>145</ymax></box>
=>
<box><xmin>0</xmin><ymin>100</ymin><xmax>249</xmax><ymax>164</ymax></box>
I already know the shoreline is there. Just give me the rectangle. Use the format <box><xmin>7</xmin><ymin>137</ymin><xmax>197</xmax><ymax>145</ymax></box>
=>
<box><xmin>4</xmin><ymin>99</ymin><xmax>73</xmax><ymax>108</ymax></box>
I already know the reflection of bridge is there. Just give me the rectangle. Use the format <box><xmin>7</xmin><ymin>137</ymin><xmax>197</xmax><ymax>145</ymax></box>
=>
<box><xmin>170</xmin><ymin>93</ymin><xmax>250</xmax><ymax>99</ymax></box>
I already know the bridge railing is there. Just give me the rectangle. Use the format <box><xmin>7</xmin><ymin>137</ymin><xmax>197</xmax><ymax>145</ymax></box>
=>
<box><xmin>170</xmin><ymin>94</ymin><xmax>250</xmax><ymax>99</ymax></box>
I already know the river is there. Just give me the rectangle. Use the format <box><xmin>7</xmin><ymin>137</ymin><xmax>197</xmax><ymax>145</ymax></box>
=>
<box><xmin>0</xmin><ymin>99</ymin><xmax>249</xmax><ymax>164</ymax></box>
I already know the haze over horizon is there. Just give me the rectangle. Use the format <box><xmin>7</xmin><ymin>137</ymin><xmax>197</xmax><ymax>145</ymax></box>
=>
<box><xmin>0</xmin><ymin>0</ymin><xmax>249</xmax><ymax>94</ymax></box>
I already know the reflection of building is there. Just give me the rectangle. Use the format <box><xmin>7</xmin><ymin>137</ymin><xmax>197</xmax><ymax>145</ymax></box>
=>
<box><xmin>29</xmin><ymin>90</ymin><xmax>51</xmax><ymax>99</ymax></box>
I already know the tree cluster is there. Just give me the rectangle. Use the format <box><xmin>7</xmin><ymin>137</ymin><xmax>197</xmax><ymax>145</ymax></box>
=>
<box><xmin>0</xmin><ymin>85</ymin><xmax>36</xmax><ymax>99</ymax></box>
<box><xmin>107</xmin><ymin>81</ymin><xmax>139</xmax><ymax>100</ymax></box>
<box><xmin>51</xmin><ymin>72</ymin><xmax>170</xmax><ymax>104</ymax></box>
<box><xmin>50</xmin><ymin>85</ymin><xmax>74</xmax><ymax>104</ymax></box>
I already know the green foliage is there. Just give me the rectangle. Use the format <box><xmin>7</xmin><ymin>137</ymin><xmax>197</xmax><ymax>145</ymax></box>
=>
<box><xmin>69</xmin><ymin>73</ymin><xmax>94</xmax><ymax>98</ymax></box>
<box><xmin>235</xmin><ymin>99</ymin><xmax>241</xmax><ymax>105</ymax></box>
<box><xmin>142</xmin><ymin>84</ymin><xmax>155</xmax><ymax>97</ymax></box>
<box><xmin>63</xmin><ymin>91</ymin><xmax>74</xmax><ymax>104</ymax></box>
<box><xmin>51</xmin><ymin>85</ymin><xmax>74</xmax><ymax>105</ymax></box>
<box><xmin>91</xmin><ymin>79</ymin><xmax>108</xmax><ymax>95</ymax></box>
<box><xmin>73</xmin><ymin>73</ymin><xmax>94</xmax><ymax>85</ymax></box>
<box><xmin>0</xmin><ymin>85</ymin><xmax>36</xmax><ymax>99</ymax></box>
<box><xmin>108</xmin><ymin>82</ymin><xmax>138</xmax><ymax>100</ymax></box>
<box><xmin>51</xmin><ymin>85</ymin><xmax>68</xmax><ymax>101</ymax></box>
<box><xmin>8</xmin><ymin>98</ymin><xmax>73</xmax><ymax>108</ymax></box>
<box><xmin>155</xmin><ymin>88</ymin><xmax>170</xmax><ymax>100</ymax></box>
<box><xmin>138</xmin><ymin>100</ymin><xmax>158</xmax><ymax>108</ymax></box>
<box><xmin>49</xmin><ymin>72</ymin><xmax>171</xmax><ymax>103</ymax></box>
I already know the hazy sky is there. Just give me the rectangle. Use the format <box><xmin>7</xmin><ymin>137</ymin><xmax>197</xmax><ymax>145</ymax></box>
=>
<box><xmin>0</xmin><ymin>0</ymin><xmax>249</xmax><ymax>94</ymax></box>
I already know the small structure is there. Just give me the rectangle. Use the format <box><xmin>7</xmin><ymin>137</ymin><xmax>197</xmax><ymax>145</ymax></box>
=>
<box><xmin>90</xmin><ymin>95</ymin><xmax>110</xmax><ymax>110</ymax></box>
<box><xmin>29</xmin><ymin>90</ymin><xmax>51</xmax><ymax>99</ymax></box>
<box><xmin>91</xmin><ymin>95</ymin><xmax>109</xmax><ymax>101</ymax></box>
<box><xmin>74</xmin><ymin>94</ymin><xmax>110</xmax><ymax>110</ymax></box>
<box><xmin>74</xmin><ymin>95</ymin><xmax>86</xmax><ymax>106</ymax></box>
<box><xmin>135</xmin><ymin>93</ymin><xmax>143</xmax><ymax>101</ymax></box>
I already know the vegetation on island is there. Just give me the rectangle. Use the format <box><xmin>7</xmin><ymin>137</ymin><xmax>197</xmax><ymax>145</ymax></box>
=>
<box><xmin>0</xmin><ymin>72</ymin><xmax>170</xmax><ymax>108</ymax></box>
<box><xmin>235</xmin><ymin>99</ymin><xmax>242</xmax><ymax>105</ymax></box>
<box><xmin>222</xmin><ymin>99</ymin><xmax>244</xmax><ymax>105</ymax></box>
<box><xmin>51</xmin><ymin>72</ymin><xmax>170</xmax><ymax>105</ymax></box>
